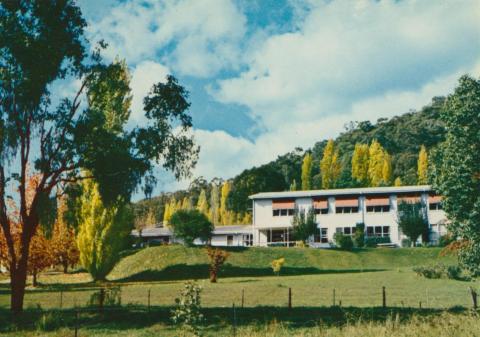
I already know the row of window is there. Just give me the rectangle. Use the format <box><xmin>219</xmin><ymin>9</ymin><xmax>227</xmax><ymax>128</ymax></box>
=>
<box><xmin>273</xmin><ymin>203</ymin><xmax>443</xmax><ymax>216</ymax></box>
<box><xmin>313</xmin><ymin>226</ymin><xmax>391</xmax><ymax>244</ymax></box>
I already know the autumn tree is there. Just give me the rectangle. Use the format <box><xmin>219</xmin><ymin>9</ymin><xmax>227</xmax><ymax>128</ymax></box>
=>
<box><xmin>394</xmin><ymin>177</ymin><xmax>402</xmax><ymax>186</ymax></box>
<box><xmin>220</xmin><ymin>181</ymin><xmax>234</xmax><ymax>225</ymax></box>
<box><xmin>351</xmin><ymin>143</ymin><xmax>369</xmax><ymax>186</ymax></box>
<box><xmin>320</xmin><ymin>140</ymin><xmax>341</xmax><ymax>189</ymax></box>
<box><xmin>301</xmin><ymin>153</ymin><xmax>313</xmax><ymax>190</ymax></box>
<box><xmin>209</xmin><ymin>183</ymin><xmax>221</xmax><ymax>225</ymax></box>
<box><xmin>196</xmin><ymin>189</ymin><xmax>209</xmax><ymax>217</ymax></box>
<box><xmin>206</xmin><ymin>247</ymin><xmax>229</xmax><ymax>283</ymax></box>
<box><xmin>417</xmin><ymin>145</ymin><xmax>428</xmax><ymax>184</ymax></box>
<box><xmin>367</xmin><ymin>140</ymin><xmax>392</xmax><ymax>186</ymax></box>
<box><xmin>76</xmin><ymin>178</ymin><xmax>133</xmax><ymax>281</ymax></box>
<box><xmin>0</xmin><ymin>2</ymin><xmax>198</xmax><ymax>312</ymax></box>
<box><xmin>51</xmin><ymin>199</ymin><xmax>79</xmax><ymax>273</ymax></box>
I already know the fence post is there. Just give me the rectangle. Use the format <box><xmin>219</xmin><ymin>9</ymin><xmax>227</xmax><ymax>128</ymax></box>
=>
<box><xmin>232</xmin><ymin>303</ymin><xmax>237</xmax><ymax>337</ymax></box>
<box><xmin>60</xmin><ymin>289</ymin><xmax>63</xmax><ymax>309</ymax></box>
<box><xmin>74</xmin><ymin>309</ymin><xmax>79</xmax><ymax>337</ymax></box>
<box><xmin>147</xmin><ymin>288</ymin><xmax>151</xmax><ymax>313</ymax></box>
<box><xmin>470</xmin><ymin>287</ymin><xmax>478</xmax><ymax>310</ymax></box>
<box><xmin>241</xmin><ymin>289</ymin><xmax>244</xmax><ymax>309</ymax></box>
<box><xmin>99</xmin><ymin>288</ymin><xmax>105</xmax><ymax>313</ymax></box>
<box><xmin>419</xmin><ymin>301</ymin><xmax>422</xmax><ymax>309</ymax></box>
<box><xmin>333</xmin><ymin>288</ymin><xmax>336</xmax><ymax>307</ymax></box>
<box><xmin>382</xmin><ymin>286</ymin><xmax>386</xmax><ymax>308</ymax></box>
<box><xmin>288</xmin><ymin>288</ymin><xmax>292</xmax><ymax>309</ymax></box>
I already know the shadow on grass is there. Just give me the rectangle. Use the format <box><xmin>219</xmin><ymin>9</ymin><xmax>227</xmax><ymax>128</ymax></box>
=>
<box><xmin>0</xmin><ymin>305</ymin><xmax>471</xmax><ymax>333</ymax></box>
<box><xmin>115</xmin><ymin>264</ymin><xmax>386</xmax><ymax>282</ymax></box>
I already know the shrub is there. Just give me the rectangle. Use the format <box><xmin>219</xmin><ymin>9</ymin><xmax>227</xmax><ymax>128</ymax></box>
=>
<box><xmin>36</xmin><ymin>312</ymin><xmax>63</xmax><ymax>331</ymax></box>
<box><xmin>334</xmin><ymin>233</ymin><xmax>354</xmax><ymax>250</ymax></box>
<box><xmin>413</xmin><ymin>263</ymin><xmax>466</xmax><ymax>280</ymax></box>
<box><xmin>353</xmin><ymin>223</ymin><xmax>365</xmax><ymax>248</ymax></box>
<box><xmin>401</xmin><ymin>238</ymin><xmax>412</xmax><ymax>248</ymax></box>
<box><xmin>172</xmin><ymin>281</ymin><xmax>204</xmax><ymax>337</ymax></box>
<box><xmin>88</xmin><ymin>286</ymin><xmax>122</xmax><ymax>307</ymax></box>
<box><xmin>439</xmin><ymin>234</ymin><xmax>454</xmax><ymax>247</ymax></box>
<box><xmin>170</xmin><ymin>210</ymin><xmax>213</xmax><ymax>246</ymax></box>
<box><xmin>206</xmin><ymin>247</ymin><xmax>229</xmax><ymax>283</ymax></box>
<box><xmin>271</xmin><ymin>258</ymin><xmax>285</xmax><ymax>276</ymax></box>
<box><xmin>365</xmin><ymin>236</ymin><xmax>391</xmax><ymax>248</ymax></box>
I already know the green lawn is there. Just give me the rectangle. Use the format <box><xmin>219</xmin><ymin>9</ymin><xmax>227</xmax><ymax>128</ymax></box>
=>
<box><xmin>0</xmin><ymin>246</ymin><xmax>476</xmax><ymax>336</ymax></box>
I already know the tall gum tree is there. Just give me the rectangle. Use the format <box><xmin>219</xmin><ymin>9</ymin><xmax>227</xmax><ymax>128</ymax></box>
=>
<box><xmin>0</xmin><ymin>2</ymin><xmax>198</xmax><ymax>312</ymax></box>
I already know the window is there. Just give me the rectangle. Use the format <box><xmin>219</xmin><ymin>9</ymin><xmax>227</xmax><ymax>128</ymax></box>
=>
<box><xmin>336</xmin><ymin>227</ymin><xmax>356</xmax><ymax>236</ymax></box>
<box><xmin>315</xmin><ymin>208</ymin><xmax>329</xmax><ymax>215</ymax></box>
<box><xmin>242</xmin><ymin>234</ymin><xmax>253</xmax><ymax>246</ymax></box>
<box><xmin>227</xmin><ymin>235</ymin><xmax>234</xmax><ymax>246</ymax></box>
<box><xmin>335</xmin><ymin>206</ymin><xmax>359</xmax><ymax>214</ymax></box>
<box><xmin>366</xmin><ymin>205</ymin><xmax>390</xmax><ymax>213</ymax></box>
<box><xmin>366</xmin><ymin>226</ymin><xmax>390</xmax><ymax>237</ymax></box>
<box><xmin>315</xmin><ymin>228</ymin><xmax>329</xmax><ymax>243</ymax></box>
<box><xmin>429</xmin><ymin>203</ymin><xmax>442</xmax><ymax>211</ymax></box>
<box><xmin>273</xmin><ymin>208</ymin><xmax>295</xmax><ymax>216</ymax></box>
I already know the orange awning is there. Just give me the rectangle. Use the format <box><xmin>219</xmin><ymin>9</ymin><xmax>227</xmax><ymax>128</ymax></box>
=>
<box><xmin>335</xmin><ymin>198</ymin><xmax>359</xmax><ymax>207</ymax></box>
<box><xmin>429</xmin><ymin>195</ymin><xmax>442</xmax><ymax>203</ymax></box>
<box><xmin>366</xmin><ymin>197</ymin><xmax>390</xmax><ymax>206</ymax></box>
<box><xmin>398</xmin><ymin>195</ymin><xmax>421</xmax><ymax>203</ymax></box>
<box><xmin>272</xmin><ymin>199</ymin><xmax>295</xmax><ymax>210</ymax></box>
<box><xmin>313</xmin><ymin>199</ymin><xmax>328</xmax><ymax>209</ymax></box>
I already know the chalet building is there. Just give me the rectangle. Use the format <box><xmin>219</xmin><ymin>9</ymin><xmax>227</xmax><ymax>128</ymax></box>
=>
<box><xmin>249</xmin><ymin>185</ymin><xmax>447</xmax><ymax>247</ymax></box>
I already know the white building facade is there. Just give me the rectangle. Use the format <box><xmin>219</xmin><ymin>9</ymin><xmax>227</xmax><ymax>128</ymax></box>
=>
<box><xmin>250</xmin><ymin>185</ymin><xmax>447</xmax><ymax>247</ymax></box>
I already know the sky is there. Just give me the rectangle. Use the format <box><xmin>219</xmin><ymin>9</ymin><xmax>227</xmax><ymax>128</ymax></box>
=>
<box><xmin>78</xmin><ymin>0</ymin><xmax>480</xmax><ymax>198</ymax></box>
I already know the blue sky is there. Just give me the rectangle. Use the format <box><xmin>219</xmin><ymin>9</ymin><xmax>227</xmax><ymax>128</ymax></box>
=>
<box><xmin>78</xmin><ymin>0</ymin><xmax>480</xmax><ymax>197</ymax></box>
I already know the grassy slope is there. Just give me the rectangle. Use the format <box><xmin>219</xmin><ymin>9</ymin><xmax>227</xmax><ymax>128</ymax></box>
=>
<box><xmin>109</xmin><ymin>246</ymin><xmax>455</xmax><ymax>281</ymax></box>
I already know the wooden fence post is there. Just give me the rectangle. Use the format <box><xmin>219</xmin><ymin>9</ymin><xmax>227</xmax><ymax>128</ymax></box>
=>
<box><xmin>288</xmin><ymin>288</ymin><xmax>292</xmax><ymax>309</ymax></box>
<box><xmin>60</xmin><ymin>289</ymin><xmax>63</xmax><ymax>309</ymax></box>
<box><xmin>74</xmin><ymin>309</ymin><xmax>79</xmax><ymax>337</ymax></box>
<box><xmin>382</xmin><ymin>286</ymin><xmax>386</xmax><ymax>308</ymax></box>
<box><xmin>470</xmin><ymin>287</ymin><xmax>478</xmax><ymax>310</ymax></box>
<box><xmin>147</xmin><ymin>288</ymin><xmax>151</xmax><ymax>312</ymax></box>
<box><xmin>232</xmin><ymin>303</ymin><xmax>237</xmax><ymax>337</ymax></box>
<box><xmin>333</xmin><ymin>288</ymin><xmax>336</xmax><ymax>307</ymax></box>
<box><xmin>99</xmin><ymin>288</ymin><xmax>105</xmax><ymax>313</ymax></box>
<box><xmin>241</xmin><ymin>289</ymin><xmax>244</xmax><ymax>309</ymax></box>
<box><xmin>419</xmin><ymin>301</ymin><xmax>422</xmax><ymax>309</ymax></box>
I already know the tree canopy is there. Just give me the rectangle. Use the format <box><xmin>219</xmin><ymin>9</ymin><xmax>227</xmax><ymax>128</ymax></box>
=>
<box><xmin>170</xmin><ymin>210</ymin><xmax>213</xmax><ymax>247</ymax></box>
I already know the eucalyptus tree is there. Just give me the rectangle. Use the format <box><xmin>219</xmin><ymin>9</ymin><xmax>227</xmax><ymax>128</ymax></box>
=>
<box><xmin>0</xmin><ymin>1</ymin><xmax>198</xmax><ymax>312</ymax></box>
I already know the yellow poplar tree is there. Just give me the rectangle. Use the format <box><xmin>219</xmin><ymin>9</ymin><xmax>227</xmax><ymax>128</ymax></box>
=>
<box><xmin>220</xmin><ymin>181</ymin><xmax>235</xmax><ymax>225</ymax></box>
<box><xmin>76</xmin><ymin>178</ymin><xmax>132</xmax><ymax>281</ymax></box>
<box><xmin>394</xmin><ymin>177</ymin><xmax>402</xmax><ymax>186</ymax></box>
<box><xmin>351</xmin><ymin>143</ymin><xmax>369</xmax><ymax>185</ymax></box>
<box><xmin>417</xmin><ymin>145</ymin><xmax>428</xmax><ymax>184</ymax></box>
<box><xmin>368</xmin><ymin>140</ymin><xmax>385</xmax><ymax>187</ymax></box>
<box><xmin>209</xmin><ymin>184</ymin><xmax>221</xmax><ymax>225</ymax></box>
<box><xmin>382</xmin><ymin>153</ymin><xmax>392</xmax><ymax>185</ymax></box>
<box><xmin>301</xmin><ymin>153</ymin><xmax>313</xmax><ymax>190</ymax></box>
<box><xmin>181</xmin><ymin>196</ymin><xmax>192</xmax><ymax>210</ymax></box>
<box><xmin>163</xmin><ymin>202</ymin><xmax>171</xmax><ymax>224</ymax></box>
<box><xmin>196</xmin><ymin>189</ymin><xmax>209</xmax><ymax>217</ymax></box>
<box><xmin>320</xmin><ymin>140</ymin><xmax>341</xmax><ymax>189</ymax></box>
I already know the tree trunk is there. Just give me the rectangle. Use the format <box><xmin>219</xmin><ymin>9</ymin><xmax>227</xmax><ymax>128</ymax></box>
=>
<box><xmin>10</xmin><ymin>255</ymin><xmax>28</xmax><ymax>313</ymax></box>
<box><xmin>63</xmin><ymin>261</ymin><xmax>68</xmax><ymax>274</ymax></box>
<box><xmin>32</xmin><ymin>269</ymin><xmax>38</xmax><ymax>287</ymax></box>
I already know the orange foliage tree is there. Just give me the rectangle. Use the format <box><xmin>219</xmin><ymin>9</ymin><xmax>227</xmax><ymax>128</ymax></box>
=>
<box><xmin>51</xmin><ymin>199</ymin><xmax>79</xmax><ymax>273</ymax></box>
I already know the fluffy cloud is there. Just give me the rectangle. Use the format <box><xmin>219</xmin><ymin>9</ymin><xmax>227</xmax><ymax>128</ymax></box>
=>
<box><xmin>88</xmin><ymin>0</ymin><xmax>246</xmax><ymax>77</ymax></box>
<box><xmin>214</xmin><ymin>0</ymin><xmax>480</xmax><ymax>127</ymax></box>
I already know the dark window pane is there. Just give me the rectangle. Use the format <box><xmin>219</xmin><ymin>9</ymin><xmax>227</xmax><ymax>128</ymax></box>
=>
<box><xmin>273</xmin><ymin>210</ymin><xmax>280</xmax><ymax>216</ymax></box>
<box><xmin>344</xmin><ymin>227</ymin><xmax>351</xmax><ymax>235</ymax></box>
<box><xmin>280</xmin><ymin>209</ymin><xmax>288</xmax><ymax>216</ymax></box>
<box><xmin>367</xmin><ymin>227</ymin><xmax>374</xmax><ymax>234</ymax></box>
<box><xmin>383</xmin><ymin>226</ymin><xmax>389</xmax><ymax>233</ymax></box>
<box><xmin>375</xmin><ymin>226</ymin><xmax>382</xmax><ymax>234</ymax></box>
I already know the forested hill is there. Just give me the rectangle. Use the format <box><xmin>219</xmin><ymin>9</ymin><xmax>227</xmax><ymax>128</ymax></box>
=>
<box><xmin>133</xmin><ymin>96</ymin><xmax>446</xmax><ymax>229</ymax></box>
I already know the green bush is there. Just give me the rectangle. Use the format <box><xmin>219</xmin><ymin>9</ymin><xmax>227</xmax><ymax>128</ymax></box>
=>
<box><xmin>334</xmin><ymin>233</ymin><xmax>354</xmax><ymax>250</ymax></box>
<box><xmin>413</xmin><ymin>263</ymin><xmax>466</xmax><ymax>280</ymax></box>
<box><xmin>365</xmin><ymin>236</ymin><xmax>391</xmax><ymax>248</ymax></box>
<box><xmin>401</xmin><ymin>238</ymin><xmax>412</xmax><ymax>247</ymax></box>
<box><xmin>36</xmin><ymin>312</ymin><xmax>63</xmax><ymax>331</ymax></box>
<box><xmin>439</xmin><ymin>234</ymin><xmax>454</xmax><ymax>247</ymax></box>
<box><xmin>353</xmin><ymin>223</ymin><xmax>365</xmax><ymax>248</ymax></box>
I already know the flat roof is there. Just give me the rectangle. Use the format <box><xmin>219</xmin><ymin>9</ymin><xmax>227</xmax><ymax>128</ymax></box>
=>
<box><xmin>249</xmin><ymin>185</ymin><xmax>433</xmax><ymax>200</ymax></box>
<box><xmin>132</xmin><ymin>224</ymin><xmax>253</xmax><ymax>237</ymax></box>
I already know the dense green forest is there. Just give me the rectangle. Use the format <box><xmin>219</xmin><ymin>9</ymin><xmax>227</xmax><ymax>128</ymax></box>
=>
<box><xmin>133</xmin><ymin>96</ymin><xmax>446</xmax><ymax>229</ymax></box>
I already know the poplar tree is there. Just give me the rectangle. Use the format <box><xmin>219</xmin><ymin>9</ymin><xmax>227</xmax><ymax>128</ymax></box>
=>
<box><xmin>220</xmin><ymin>181</ymin><xmax>234</xmax><ymax>225</ymax></box>
<box><xmin>196</xmin><ymin>189</ymin><xmax>209</xmax><ymax>217</ymax></box>
<box><xmin>290</xmin><ymin>179</ymin><xmax>298</xmax><ymax>191</ymax></box>
<box><xmin>209</xmin><ymin>184</ymin><xmax>221</xmax><ymax>225</ymax></box>
<box><xmin>163</xmin><ymin>202</ymin><xmax>171</xmax><ymax>224</ymax></box>
<box><xmin>382</xmin><ymin>153</ymin><xmax>392</xmax><ymax>185</ymax></box>
<box><xmin>181</xmin><ymin>196</ymin><xmax>193</xmax><ymax>210</ymax></box>
<box><xmin>417</xmin><ymin>145</ymin><xmax>429</xmax><ymax>184</ymax></box>
<box><xmin>301</xmin><ymin>153</ymin><xmax>313</xmax><ymax>190</ymax></box>
<box><xmin>320</xmin><ymin>140</ymin><xmax>341</xmax><ymax>189</ymax></box>
<box><xmin>351</xmin><ymin>143</ymin><xmax>369</xmax><ymax>185</ymax></box>
<box><xmin>394</xmin><ymin>177</ymin><xmax>402</xmax><ymax>186</ymax></box>
<box><xmin>76</xmin><ymin>178</ymin><xmax>132</xmax><ymax>281</ymax></box>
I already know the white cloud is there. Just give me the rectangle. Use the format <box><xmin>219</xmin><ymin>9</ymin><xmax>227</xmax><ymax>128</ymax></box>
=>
<box><xmin>214</xmin><ymin>0</ymin><xmax>480</xmax><ymax>127</ymax></box>
<box><xmin>88</xmin><ymin>0</ymin><xmax>246</xmax><ymax>77</ymax></box>
<box><xmin>129</xmin><ymin>60</ymin><xmax>170</xmax><ymax>125</ymax></box>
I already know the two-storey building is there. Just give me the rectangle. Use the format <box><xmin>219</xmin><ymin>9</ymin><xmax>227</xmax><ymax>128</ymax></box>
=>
<box><xmin>249</xmin><ymin>185</ymin><xmax>447</xmax><ymax>247</ymax></box>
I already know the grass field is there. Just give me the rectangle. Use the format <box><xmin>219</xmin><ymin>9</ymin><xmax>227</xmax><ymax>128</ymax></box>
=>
<box><xmin>0</xmin><ymin>246</ymin><xmax>477</xmax><ymax>336</ymax></box>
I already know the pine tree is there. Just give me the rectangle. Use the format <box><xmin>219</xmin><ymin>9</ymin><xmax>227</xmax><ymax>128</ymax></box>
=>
<box><xmin>351</xmin><ymin>143</ymin><xmax>369</xmax><ymax>185</ymax></box>
<box><xmin>417</xmin><ymin>145</ymin><xmax>428</xmax><ymax>184</ymax></box>
<box><xmin>320</xmin><ymin>140</ymin><xmax>341</xmax><ymax>189</ymax></box>
<box><xmin>301</xmin><ymin>153</ymin><xmax>313</xmax><ymax>190</ymax></box>
<box><xmin>196</xmin><ymin>189</ymin><xmax>209</xmax><ymax>217</ymax></box>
